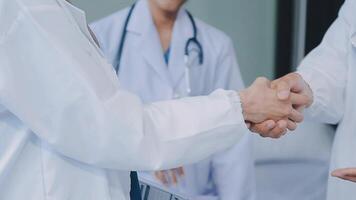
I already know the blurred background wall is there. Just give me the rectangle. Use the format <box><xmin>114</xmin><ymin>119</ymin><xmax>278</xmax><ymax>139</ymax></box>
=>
<box><xmin>70</xmin><ymin>0</ymin><xmax>277</xmax><ymax>85</ymax></box>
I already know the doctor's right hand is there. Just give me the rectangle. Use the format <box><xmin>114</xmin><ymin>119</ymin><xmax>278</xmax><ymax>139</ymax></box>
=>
<box><xmin>239</xmin><ymin>77</ymin><xmax>310</xmax><ymax>138</ymax></box>
<box><xmin>154</xmin><ymin>167</ymin><xmax>185</xmax><ymax>186</ymax></box>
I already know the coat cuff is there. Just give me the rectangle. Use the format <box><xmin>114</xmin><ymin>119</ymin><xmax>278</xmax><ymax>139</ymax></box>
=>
<box><xmin>225</xmin><ymin>90</ymin><xmax>248</xmax><ymax>128</ymax></box>
<box><xmin>296</xmin><ymin>70</ymin><xmax>326</xmax><ymax>119</ymax></box>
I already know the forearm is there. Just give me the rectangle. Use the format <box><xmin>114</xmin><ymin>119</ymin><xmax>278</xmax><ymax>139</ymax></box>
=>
<box><xmin>0</xmin><ymin>2</ymin><xmax>249</xmax><ymax>171</ymax></box>
<box><xmin>139</xmin><ymin>90</ymin><xmax>248</xmax><ymax>170</ymax></box>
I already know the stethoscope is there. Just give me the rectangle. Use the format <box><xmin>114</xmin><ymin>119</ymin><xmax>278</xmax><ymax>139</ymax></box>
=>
<box><xmin>115</xmin><ymin>3</ymin><xmax>204</xmax><ymax>96</ymax></box>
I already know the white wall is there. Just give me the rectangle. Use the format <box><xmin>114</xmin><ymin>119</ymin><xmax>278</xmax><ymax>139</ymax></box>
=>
<box><xmin>71</xmin><ymin>0</ymin><xmax>277</xmax><ymax>84</ymax></box>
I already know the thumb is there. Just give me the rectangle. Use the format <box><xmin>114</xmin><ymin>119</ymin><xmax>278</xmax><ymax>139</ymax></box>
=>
<box><xmin>272</xmin><ymin>73</ymin><xmax>304</xmax><ymax>100</ymax></box>
<box><xmin>275</xmin><ymin>80</ymin><xmax>291</xmax><ymax>100</ymax></box>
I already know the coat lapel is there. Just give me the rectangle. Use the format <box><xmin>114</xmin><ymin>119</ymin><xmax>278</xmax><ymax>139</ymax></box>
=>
<box><xmin>60</xmin><ymin>0</ymin><xmax>102</xmax><ymax>54</ymax></box>
<box><xmin>168</xmin><ymin>8</ymin><xmax>195</xmax><ymax>91</ymax></box>
<box><xmin>140</xmin><ymin>28</ymin><xmax>172</xmax><ymax>85</ymax></box>
<box><xmin>127</xmin><ymin>0</ymin><xmax>172</xmax><ymax>86</ymax></box>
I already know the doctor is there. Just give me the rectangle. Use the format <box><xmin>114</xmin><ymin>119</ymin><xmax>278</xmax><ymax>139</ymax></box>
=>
<box><xmin>255</xmin><ymin>0</ymin><xmax>356</xmax><ymax>199</ymax></box>
<box><xmin>90</xmin><ymin>0</ymin><xmax>255</xmax><ymax>199</ymax></box>
<box><xmin>0</xmin><ymin>0</ymin><xmax>307</xmax><ymax>199</ymax></box>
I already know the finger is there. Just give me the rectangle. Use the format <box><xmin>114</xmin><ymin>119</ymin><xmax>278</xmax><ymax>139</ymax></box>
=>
<box><xmin>290</xmin><ymin>93</ymin><xmax>310</xmax><ymax>107</ymax></box>
<box><xmin>273</xmin><ymin>73</ymin><xmax>305</xmax><ymax>93</ymax></box>
<box><xmin>287</xmin><ymin>73</ymin><xmax>306</xmax><ymax>93</ymax></box>
<box><xmin>288</xmin><ymin>108</ymin><xmax>304</xmax><ymax>123</ymax></box>
<box><xmin>277</xmin><ymin>120</ymin><xmax>288</xmax><ymax>129</ymax></box>
<box><xmin>252</xmin><ymin>120</ymin><xmax>287</xmax><ymax>139</ymax></box>
<box><xmin>331</xmin><ymin>168</ymin><xmax>356</xmax><ymax>182</ymax></box>
<box><xmin>255</xmin><ymin>77</ymin><xmax>271</xmax><ymax>86</ymax></box>
<box><xmin>294</xmin><ymin>104</ymin><xmax>306</xmax><ymax>113</ymax></box>
<box><xmin>273</xmin><ymin>80</ymin><xmax>291</xmax><ymax>100</ymax></box>
<box><xmin>155</xmin><ymin>171</ymin><xmax>169</xmax><ymax>185</ymax></box>
<box><xmin>268</xmin><ymin>120</ymin><xmax>288</xmax><ymax>138</ymax></box>
<box><xmin>287</xmin><ymin>120</ymin><xmax>297</xmax><ymax>131</ymax></box>
<box><xmin>170</xmin><ymin>170</ymin><xmax>178</xmax><ymax>185</ymax></box>
<box><xmin>249</xmin><ymin>120</ymin><xmax>276</xmax><ymax>136</ymax></box>
<box><xmin>332</xmin><ymin>168</ymin><xmax>356</xmax><ymax>177</ymax></box>
<box><xmin>176</xmin><ymin>167</ymin><xmax>185</xmax><ymax>177</ymax></box>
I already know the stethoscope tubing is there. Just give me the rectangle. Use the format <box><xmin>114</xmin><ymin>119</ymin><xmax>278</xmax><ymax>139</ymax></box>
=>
<box><xmin>115</xmin><ymin>2</ymin><xmax>204</xmax><ymax>95</ymax></box>
<box><xmin>115</xmin><ymin>3</ymin><xmax>137</xmax><ymax>74</ymax></box>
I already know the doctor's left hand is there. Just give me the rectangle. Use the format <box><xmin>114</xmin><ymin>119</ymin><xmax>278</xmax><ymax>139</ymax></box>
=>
<box><xmin>154</xmin><ymin>167</ymin><xmax>185</xmax><ymax>186</ymax></box>
<box><xmin>332</xmin><ymin>168</ymin><xmax>356</xmax><ymax>183</ymax></box>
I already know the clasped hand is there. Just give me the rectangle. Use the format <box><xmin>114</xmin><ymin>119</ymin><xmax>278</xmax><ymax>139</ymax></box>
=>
<box><xmin>240</xmin><ymin>73</ymin><xmax>313</xmax><ymax>138</ymax></box>
<box><xmin>153</xmin><ymin>73</ymin><xmax>313</xmax><ymax>186</ymax></box>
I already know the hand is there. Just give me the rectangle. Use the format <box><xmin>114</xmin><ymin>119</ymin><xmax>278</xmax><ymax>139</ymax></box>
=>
<box><xmin>332</xmin><ymin>168</ymin><xmax>356</xmax><ymax>183</ymax></box>
<box><xmin>239</xmin><ymin>77</ymin><xmax>308</xmax><ymax>126</ymax></box>
<box><xmin>271</xmin><ymin>73</ymin><xmax>313</xmax><ymax>108</ymax></box>
<box><xmin>154</xmin><ymin>167</ymin><xmax>185</xmax><ymax>186</ymax></box>
<box><xmin>247</xmin><ymin>73</ymin><xmax>313</xmax><ymax>138</ymax></box>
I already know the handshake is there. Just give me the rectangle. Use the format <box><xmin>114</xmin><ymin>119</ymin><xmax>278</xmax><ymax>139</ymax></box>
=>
<box><xmin>239</xmin><ymin>73</ymin><xmax>313</xmax><ymax>138</ymax></box>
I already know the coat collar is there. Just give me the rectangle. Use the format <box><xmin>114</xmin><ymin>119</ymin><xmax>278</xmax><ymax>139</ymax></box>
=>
<box><xmin>127</xmin><ymin>0</ymin><xmax>195</xmax><ymax>89</ymax></box>
<box><xmin>59</xmin><ymin>0</ymin><xmax>103</xmax><ymax>54</ymax></box>
<box><xmin>126</xmin><ymin>0</ymin><xmax>151</xmax><ymax>35</ymax></box>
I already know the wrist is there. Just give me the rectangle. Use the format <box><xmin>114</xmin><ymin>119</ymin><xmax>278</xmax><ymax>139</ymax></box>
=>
<box><xmin>305</xmin><ymin>83</ymin><xmax>314</xmax><ymax>108</ymax></box>
<box><xmin>294</xmin><ymin>72</ymin><xmax>314</xmax><ymax>108</ymax></box>
<box><xmin>239</xmin><ymin>89</ymin><xmax>253</xmax><ymax>122</ymax></box>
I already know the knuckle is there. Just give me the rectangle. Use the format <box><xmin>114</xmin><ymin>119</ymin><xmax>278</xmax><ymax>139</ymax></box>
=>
<box><xmin>286</xmin><ymin>73</ymin><xmax>297</xmax><ymax>81</ymax></box>
<box><xmin>289</xmin><ymin>125</ymin><xmax>297</xmax><ymax>131</ymax></box>
<box><xmin>282</xmin><ymin>106</ymin><xmax>293</xmax><ymax>116</ymax></box>
<box><xmin>290</xmin><ymin>72</ymin><xmax>301</xmax><ymax>79</ymax></box>
<box><xmin>302</xmin><ymin>94</ymin><xmax>311</xmax><ymax>104</ymax></box>
<box><xmin>271</xmin><ymin>128</ymin><xmax>284</xmax><ymax>137</ymax></box>
<box><xmin>256</xmin><ymin>77</ymin><xmax>269</xmax><ymax>83</ymax></box>
<box><xmin>278</xmin><ymin>80</ymin><xmax>288</xmax><ymax>87</ymax></box>
<box><xmin>299</xmin><ymin>114</ymin><xmax>304</xmax><ymax>121</ymax></box>
<box><xmin>295</xmin><ymin>114</ymin><xmax>304</xmax><ymax>123</ymax></box>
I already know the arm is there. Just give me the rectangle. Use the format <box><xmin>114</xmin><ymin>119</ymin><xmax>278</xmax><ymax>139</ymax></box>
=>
<box><xmin>0</xmin><ymin>0</ymin><xmax>302</xmax><ymax>171</ymax></box>
<box><xmin>0</xmin><ymin>1</ymin><xmax>245</xmax><ymax>171</ymax></box>
<box><xmin>1</xmin><ymin>1</ymin><xmax>254</xmax><ymax>172</ymax></box>
<box><xmin>297</xmin><ymin>0</ymin><xmax>355</xmax><ymax>124</ymax></box>
<box><xmin>250</xmin><ymin>0</ymin><xmax>355</xmax><ymax>133</ymax></box>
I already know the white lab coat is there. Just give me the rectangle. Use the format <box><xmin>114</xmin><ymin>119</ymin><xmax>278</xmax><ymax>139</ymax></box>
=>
<box><xmin>0</xmin><ymin>0</ymin><xmax>249</xmax><ymax>199</ymax></box>
<box><xmin>253</xmin><ymin>121</ymin><xmax>334</xmax><ymax>200</ymax></box>
<box><xmin>90</xmin><ymin>0</ymin><xmax>255</xmax><ymax>199</ymax></box>
<box><xmin>297</xmin><ymin>0</ymin><xmax>356</xmax><ymax>199</ymax></box>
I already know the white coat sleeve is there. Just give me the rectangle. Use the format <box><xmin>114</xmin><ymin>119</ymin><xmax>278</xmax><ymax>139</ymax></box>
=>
<box><xmin>297</xmin><ymin>0</ymin><xmax>355</xmax><ymax>124</ymax></box>
<box><xmin>0</xmin><ymin>0</ymin><xmax>247</xmax><ymax>171</ymax></box>
<box><xmin>210</xmin><ymin>37</ymin><xmax>256</xmax><ymax>200</ymax></box>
